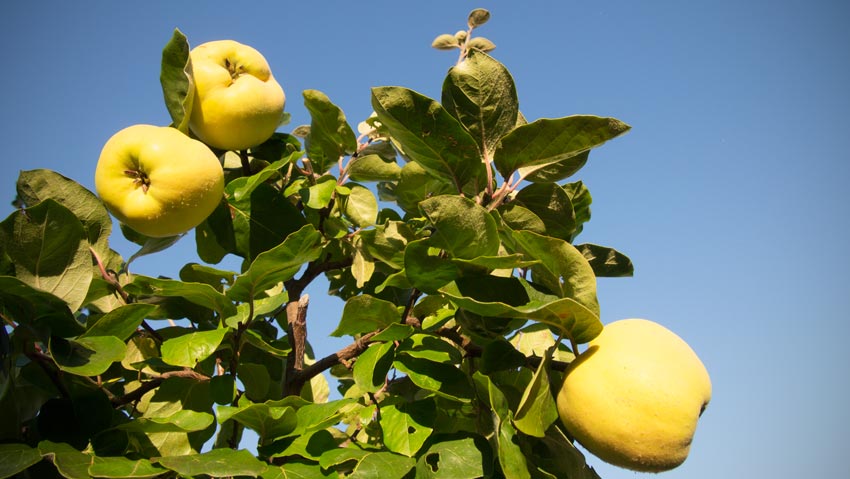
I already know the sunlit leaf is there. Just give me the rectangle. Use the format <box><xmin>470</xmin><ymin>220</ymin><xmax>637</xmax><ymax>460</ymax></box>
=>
<box><xmin>50</xmin><ymin>335</ymin><xmax>126</xmax><ymax>376</ymax></box>
<box><xmin>160</xmin><ymin>328</ymin><xmax>227</xmax><ymax>368</ymax></box>
<box><xmin>160</xmin><ymin>28</ymin><xmax>194</xmax><ymax>133</ymax></box>
<box><xmin>82</xmin><ymin>303</ymin><xmax>156</xmax><ymax>341</ymax></box>
<box><xmin>352</xmin><ymin>341</ymin><xmax>395</xmax><ymax>393</ymax></box>
<box><xmin>414</xmin><ymin>436</ymin><xmax>488</xmax><ymax>479</ymax></box>
<box><xmin>513</xmin><ymin>353</ymin><xmax>558</xmax><ymax>438</ymax></box>
<box><xmin>371</xmin><ymin>86</ymin><xmax>483</xmax><ymax>192</ymax></box>
<box><xmin>420</xmin><ymin>195</ymin><xmax>500</xmax><ymax>259</ymax></box>
<box><xmin>155</xmin><ymin>448</ymin><xmax>268</xmax><ymax>478</ymax></box>
<box><xmin>381</xmin><ymin>400</ymin><xmax>435</xmax><ymax>456</ymax></box>
<box><xmin>332</xmin><ymin>294</ymin><xmax>400</xmax><ymax>337</ymax></box>
<box><xmin>126</xmin><ymin>275</ymin><xmax>236</xmax><ymax>318</ymax></box>
<box><xmin>304</xmin><ymin>89</ymin><xmax>357</xmax><ymax>175</ymax></box>
<box><xmin>89</xmin><ymin>456</ymin><xmax>167</xmax><ymax>478</ymax></box>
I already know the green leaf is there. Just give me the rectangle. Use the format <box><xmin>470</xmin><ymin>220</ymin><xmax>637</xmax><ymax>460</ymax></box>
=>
<box><xmin>442</xmin><ymin>50</ymin><xmax>518</xmax><ymax>158</ymax></box>
<box><xmin>576</xmin><ymin>243</ymin><xmax>634</xmax><ymax>277</ymax></box>
<box><xmin>126</xmin><ymin>275</ymin><xmax>236</xmax><ymax>318</ymax></box>
<box><xmin>231</xmin><ymin>152</ymin><xmax>303</xmax><ymax>203</ymax></box>
<box><xmin>479</xmin><ymin>339</ymin><xmax>526</xmax><ymax>374</ymax></box>
<box><xmin>50</xmin><ymin>335</ymin><xmax>126</xmax><ymax>376</ymax></box>
<box><xmin>160</xmin><ymin>28</ymin><xmax>194</xmax><ymax>133</ymax></box>
<box><xmin>513</xmin><ymin>353</ymin><xmax>558</xmax><ymax>438</ymax></box>
<box><xmin>117</xmin><ymin>410</ymin><xmax>215</xmax><ymax>433</ymax></box>
<box><xmin>563</xmin><ymin>181</ymin><xmax>592</xmax><ymax>240</ymax></box>
<box><xmin>15</xmin><ymin>169</ymin><xmax>112</xmax><ymax>256</ymax></box>
<box><xmin>179</xmin><ymin>262</ymin><xmax>236</xmax><ymax>291</ymax></box>
<box><xmin>81</xmin><ymin>303</ymin><xmax>156</xmax><ymax>341</ymax></box>
<box><xmin>319</xmin><ymin>448</ymin><xmax>417</xmax><ymax>478</ymax></box>
<box><xmin>524</xmin><ymin>150</ymin><xmax>589</xmax><ymax>184</ymax></box>
<box><xmin>332</xmin><ymin>294</ymin><xmax>400</xmax><ymax>337</ymax></box>
<box><xmin>494</xmin><ymin>115</ymin><xmax>630</xmax><ymax>179</ymax></box>
<box><xmin>414</xmin><ymin>436</ymin><xmax>487</xmax><ymax>479</ymax></box>
<box><xmin>342</xmin><ymin>184</ymin><xmax>378</xmax><ymax>228</ymax></box>
<box><xmin>510</xmin><ymin>230</ymin><xmax>600</xmax><ymax>317</ymax></box>
<box><xmin>0</xmin><ymin>275</ymin><xmax>79</xmax><ymax>337</ymax></box>
<box><xmin>226</xmin><ymin>179</ymin><xmax>307</xmax><ymax>261</ymax></box>
<box><xmin>518</xmin><ymin>426</ymin><xmax>601</xmax><ymax>479</ymax></box>
<box><xmin>512</xmin><ymin>183</ymin><xmax>575</xmax><ymax>241</ymax></box>
<box><xmin>371</xmin><ymin>86</ymin><xmax>483</xmax><ymax>191</ymax></box>
<box><xmin>392</xmin><ymin>162</ymin><xmax>457</xmax><ymax>215</ymax></box>
<box><xmin>381</xmin><ymin>400</ymin><xmax>435</xmax><ymax>457</ymax></box>
<box><xmin>89</xmin><ymin>456</ymin><xmax>167</xmax><ymax>479</ymax></box>
<box><xmin>38</xmin><ymin>441</ymin><xmax>92</xmax><ymax>479</ymax></box>
<box><xmin>398</xmin><ymin>333</ymin><xmax>463</xmax><ymax>364</ymax></box>
<box><xmin>496</xmin><ymin>415</ymin><xmax>531</xmax><ymax>479</ymax></box>
<box><xmin>304</xmin><ymin>89</ymin><xmax>357</xmax><ymax>175</ymax></box>
<box><xmin>137</xmin><ymin>376</ymin><xmax>214</xmax><ymax>456</ymax></box>
<box><xmin>420</xmin><ymin>195</ymin><xmax>500</xmax><ymax>259</ymax></box>
<box><xmin>264</xmin><ymin>462</ymin><xmax>336</xmax><ymax>478</ymax></box>
<box><xmin>156</xmin><ymin>448</ymin><xmax>268</xmax><ymax>478</ymax></box>
<box><xmin>217</xmin><ymin>403</ymin><xmax>297</xmax><ymax>443</ymax></box>
<box><xmin>228</xmin><ymin>225</ymin><xmax>324</xmax><ymax>302</ymax></box>
<box><xmin>451</xmin><ymin>254</ymin><xmax>539</xmax><ymax>272</ymax></box>
<box><xmin>440</xmin><ymin>276</ymin><xmax>602</xmax><ymax>343</ymax></box>
<box><xmin>238</xmin><ymin>362</ymin><xmax>271</xmax><ymax>401</ymax></box>
<box><xmin>352</xmin><ymin>341</ymin><xmax>395</xmax><ymax>393</ymax></box>
<box><xmin>403</xmin><ymin>238</ymin><xmax>461</xmax><ymax>294</ymax></box>
<box><xmin>0</xmin><ymin>199</ymin><xmax>91</xmax><ymax>312</ymax></box>
<box><xmin>0</xmin><ymin>443</ymin><xmax>42</xmax><ymax>479</ymax></box>
<box><xmin>160</xmin><ymin>328</ymin><xmax>227</xmax><ymax>367</ymax></box>
<box><xmin>347</xmin><ymin>154</ymin><xmax>401</xmax><ymax>181</ymax></box>
<box><xmin>393</xmin><ymin>355</ymin><xmax>472</xmax><ymax>402</ymax></box>
<box><xmin>299</xmin><ymin>175</ymin><xmax>337</xmax><ymax>210</ymax></box>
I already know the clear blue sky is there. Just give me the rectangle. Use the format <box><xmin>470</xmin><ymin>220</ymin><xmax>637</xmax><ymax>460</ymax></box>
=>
<box><xmin>2</xmin><ymin>1</ymin><xmax>849</xmax><ymax>477</ymax></box>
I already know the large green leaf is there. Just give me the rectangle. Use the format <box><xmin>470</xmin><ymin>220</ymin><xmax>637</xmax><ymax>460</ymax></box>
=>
<box><xmin>0</xmin><ymin>275</ymin><xmax>80</xmax><ymax>337</ymax></box>
<box><xmin>420</xmin><ymin>195</ymin><xmax>500</xmax><ymax>259</ymax></box>
<box><xmin>576</xmin><ymin>243</ymin><xmax>634</xmax><ymax>277</ymax></box>
<box><xmin>472</xmin><ymin>373</ymin><xmax>530</xmax><ymax>479</ymax></box>
<box><xmin>304</xmin><ymin>89</ymin><xmax>357</xmax><ymax>175</ymax></box>
<box><xmin>89</xmin><ymin>456</ymin><xmax>167</xmax><ymax>478</ymax></box>
<box><xmin>347</xmin><ymin>153</ymin><xmax>401</xmax><ymax>182</ymax></box>
<box><xmin>511</xmin><ymin>183</ymin><xmax>575</xmax><ymax>242</ymax></box>
<box><xmin>403</xmin><ymin>238</ymin><xmax>461</xmax><ymax>294</ymax></box>
<box><xmin>227</xmin><ymin>225</ymin><xmax>324</xmax><ymax>302</ymax></box>
<box><xmin>391</xmin><ymin>162</ymin><xmax>456</xmax><ymax>215</ymax></box>
<box><xmin>226</xmin><ymin>179</ymin><xmax>307</xmax><ymax>261</ymax></box>
<box><xmin>513</xmin><ymin>353</ymin><xmax>558</xmax><ymax>438</ymax></box>
<box><xmin>15</xmin><ymin>169</ymin><xmax>112</xmax><ymax>256</ymax></box>
<box><xmin>352</xmin><ymin>341</ymin><xmax>395</xmax><ymax>393</ymax></box>
<box><xmin>371</xmin><ymin>86</ymin><xmax>483</xmax><ymax>191</ymax></box>
<box><xmin>230</xmin><ymin>152</ymin><xmax>303</xmax><ymax>203</ymax></box>
<box><xmin>116</xmin><ymin>410</ymin><xmax>215</xmax><ymax>433</ymax></box>
<box><xmin>440</xmin><ymin>276</ymin><xmax>602</xmax><ymax>343</ymax></box>
<box><xmin>442</xmin><ymin>49</ymin><xmax>518</xmax><ymax>159</ymax></box>
<box><xmin>156</xmin><ymin>448</ymin><xmax>268</xmax><ymax>478</ymax></box>
<box><xmin>217</xmin><ymin>403</ymin><xmax>297</xmax><ymax>443</ymax></box>
<box><xmin>523</xmin><ymin>150</ymin><xmax>590</xmax><ymax>184</ymax></box>
<box><xmin>341</xmin><ymin>184</ymin><xmax>378</xmax><ymax>228</ymax></box>
<box><xmin>160</xmin><ymin>28</ymin><xmax>194</xmax><ymax>134</ymax></box>
<box><xmin>137</xmin><ymin>376</ymin><xmax>214</xmax><ymax>456</ymax></box>
<box><xmin>510</xmin><ymin>230</ymin><xmax>600</xmax><ymax>317</ymax></box>
<box><xmin>126</xmin><ymin>275</ymin><xmax>236</xmax><ymax>318</ymax></box>
<box><xmin>393</xmin><ymin>355</ymin><xmax>472</xmax><ymax>402</ymax></box>
<box><xmin>1</xmin><ymin>199</ymin><xmax>91</xmax><ymax>312</ymax></box>
<box><xmin>320</xmin><ymin>449</ymin><xmax>415</xmax><ymax>479</ymax></box>
<box><xmin>82</xmin><ymin>303</ymin><xmax>156</xmax><ymax>341</ymax></box>
<box><xmin>160</xmin><ymin>328</ymin><xmax>227</xmax><ymax>368</ymax></box>
<box><xmin>50</xmin><ymin>335</ymin><xmax>126</xmax><ymax>376</ymax></box>
<box><xmin>332</xmin><ymin>294</ymin><xmax>400</xmax><ymax>337</ymax></box>
<box><xmin>381</xmin><ymin>400</ymin><xmax>435</xmax><ymax>457</ymax></box>
<box><xmin>414</xmin><ymin>437</ymin><xmax>488</xmax><ymax>479</ymax></box>
<box><xmin>563</xmin><ymin>181</ymin><xmax>592</xmax><ymax>241</ymax></box>
<box><xmin>493</xmin><ymin>115</ymin><xmax>630</xmax><ymax>179</ymax></box>
<box><xmin>0</xmin><ymin>443</ymin><xmax>42</xmax><ymax>478</ymax></box>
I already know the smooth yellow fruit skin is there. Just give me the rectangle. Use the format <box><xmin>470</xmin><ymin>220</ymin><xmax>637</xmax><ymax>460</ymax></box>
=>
<box><xmin>95</xmin><ymin>124</ymin><xmax>224</xmax><ymax>238</ymax></box>
<box><xmin>189</xmin><ymin>40</ymin><xmax>285</xmax><ymax>151</ymax></box>
<box><xmin>557</xmin><ymin>318</ymin><xmax>711</xmax><ymax>472</ymax></box>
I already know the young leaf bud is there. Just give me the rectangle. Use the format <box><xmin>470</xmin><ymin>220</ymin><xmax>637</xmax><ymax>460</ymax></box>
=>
<box><xmin>468</xmin><ymin>8</ymin><xmax>491</xmax><ymax>28</ymax></box>
<box><xmin>431</xmin><ymin>33</ymin><xmax>460</xmax><ymax>50</ymax></box>
<box><xmin>468</xmin><ymin>37</ymin><xmax>496</xmax><ymax>53</ymax></box>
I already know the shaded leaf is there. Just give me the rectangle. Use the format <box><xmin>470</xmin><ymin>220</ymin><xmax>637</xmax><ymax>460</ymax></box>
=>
<box><xmin>468</xmin><ymin>8</ymin><xmax>491</xmax><ymax>27</ymax></box>
<box><xmin>381</xmin><ymin>400</ymin><xmax>435</xmax><ymax>457</ymax></box>
<box><xmin>393</xmin><ymin>355</ymin><xmax>472</xmax><ymax>402</ymax></box>
<box><xmin>217</xmin><ymin>403</ymin><xmax>297</xmax><ymax>443</ymax></box>
<box><xmin>226</xmin><ymin>179</ymin><xmax>307</xmax><ymax>261</ymax></box>
<box><xmin>155</xmin><ymin>448</ymin><xmax>267</xmax><ymax>478</ymax></box>
<box><xmin>467</xmin><ymin>37</ymin><xmax>496</xmax><ymax>53</ymax></box>
<box><xmin>353</xmin><ymin>341</ymin><xmax>395</xmax><ymax>393</ymax></box>
<box><xmin>15</xmin><ymin>169</ymin><xmax>112</xmax><ymax>255</ymax></box>
<box><xmin>347</xmin><ymin>154</ymin><xmax>401</xmax><ymax>182</ymax></box>
<box><xmin>415</xmin><ymin>436</ymin><xmax>487</xmax><ymax>479</ymax></box>
<box><xmin>392</xmin><ymin>162</ymin><xmax>456</xmax><ymax>215</ymax></box>
<box><xmin>126</xmin><ymin>275</ymin><xmax>236</xmax><ymax>318</ymax></box>
<box><xmin>512</xmin><ymin>183</ymin><xmax>575</xmax><ymax>242</ymax></box>
<box><xmin>524</xmin><ymin>151</ymin><xmax>589</xmax><ymax>184</ymax></box>
<box><xmin>0</xmin><ymin>443</ymin><xmax>42</xmax><ymax>478</ymax></box>
<box><xmin>513</xmin><ymin>353</ymin><xmax>558</xmax><ymax>438</ymax></box>
<box><xmin>576</xmin><ymin>243</ymin><xmax>634</xmax><ymax>277</ymax></box>
<box><xmin>403</xmin><ymin>238</ymin><xmax>461</xmax><ymax>294</ymax></box>
<box><xmin>0</xmin><ymin>275</ymin><xmax>80</xmax><ymax>337</ymax></box>
<box><xmin>50</xmin><ymin>335</ymin><xmax>126</xmax><ymax>376</ymax></box>
<box><xmin>0</xmin><ymin>199</ymin><xmax>91</xmax><ymax>312</ymax></box>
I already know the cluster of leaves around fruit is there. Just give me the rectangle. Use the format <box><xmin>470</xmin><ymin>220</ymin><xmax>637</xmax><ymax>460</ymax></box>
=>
<box><xmin>0</xmin><ymin>12</ymin><xmax>635</xmax><ymax>479</ymax></box>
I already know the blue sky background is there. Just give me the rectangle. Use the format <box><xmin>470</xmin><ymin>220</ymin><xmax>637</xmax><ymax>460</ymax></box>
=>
<box><xmin>2</xmin><ymin>1</ymin><xmax>849</xmax><ymax>477</ymax></box>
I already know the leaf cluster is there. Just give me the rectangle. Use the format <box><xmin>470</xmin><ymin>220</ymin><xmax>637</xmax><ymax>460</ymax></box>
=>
<box><xmin>1</xmin><ymin>9</ymin><xmax>633</xmax><ymax>479</ymax></box>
